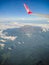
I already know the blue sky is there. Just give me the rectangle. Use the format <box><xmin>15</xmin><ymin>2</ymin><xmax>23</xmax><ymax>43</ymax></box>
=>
<box><xmin>0</xmin><ymin>0</ymin><xmax>49</xmax><ymax>22</ymax></box>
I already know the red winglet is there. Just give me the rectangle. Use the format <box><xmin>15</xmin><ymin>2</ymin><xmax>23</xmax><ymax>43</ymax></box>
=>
<box><xmin>24</xmin><ymin>3</ymin><xmax>32</xmax><ymax>14</ymax></box>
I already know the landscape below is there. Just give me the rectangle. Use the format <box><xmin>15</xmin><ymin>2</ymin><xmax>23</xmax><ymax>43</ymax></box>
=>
<box><xmin>0</xmin><ymin>22</ymin><xmax>49</xmax><ymax>65</ymax></box>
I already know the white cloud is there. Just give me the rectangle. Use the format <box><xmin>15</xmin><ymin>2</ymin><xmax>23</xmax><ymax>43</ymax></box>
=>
<box><xmin>1</xmin><ymin>36</ymin><xmax>16</xmax><ymax>41</ymax></box>
<box><xmin>42</xmin><ymin>28</ymin><xmax>46</xmax><ymax>32</ymax></box>
<box><xmin>0</xmin><ymin>40</ymin><xmax>6</xmax><ymax>42</ymax></box>
<box><xmin>22</xmin><ymin>42</ymin><xmax>24</xmax><ymax>44</ymax></box>
<box><xmin>18</xmin><ymin>42</ymin><xmax>21</xmax><ymax>44</ymax></box>
<box><xmin>48</xmin><ymin>21</ymin><xmax>49</xmax><ymax>22</ymax></box>
<box><xmin>0</xmin><ymin>44</ymin><xmax>5</xmax><ymax>49</ymax></box>
<box><xmin>22</xmin><ymin>17</ymin><xmax>48</xmax><ymax>21</ymax></box>
<box><xmin>0</xmin><ymin>17</ymin><xmax>49</xmax><ymax>22</ymax></box>
<box><xmin>25</xmin><ymin>33</ymin><xmax>32</xmax><ymax>37</ymax></box>
<box><xmin>8</xmin><ymin>47</ymin><xmax>12</xmax><ymax>50</ymax></box>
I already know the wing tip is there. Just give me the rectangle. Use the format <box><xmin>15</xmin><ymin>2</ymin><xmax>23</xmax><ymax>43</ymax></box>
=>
<box><xmin>28</xmin><ymin>11</ymin><xmax>32</xmax><ymax>14</ymax></box>
<box><xmin>24</xmin><ymin>3</ymin><xmax>32</xmax><ymax>14</ymax></box>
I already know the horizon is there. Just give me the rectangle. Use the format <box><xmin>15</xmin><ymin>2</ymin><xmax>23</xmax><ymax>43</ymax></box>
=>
<box><xmin>0</xmin><ymin>0</ymin><xmax>49</xmax><ymax>24</ymax></box>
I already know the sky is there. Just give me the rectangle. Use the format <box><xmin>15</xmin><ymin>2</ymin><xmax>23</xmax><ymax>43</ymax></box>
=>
<box><xmin>0</xmin><ymin>0</ymin><xmax>49</xmax><ymax>22</ymax></box>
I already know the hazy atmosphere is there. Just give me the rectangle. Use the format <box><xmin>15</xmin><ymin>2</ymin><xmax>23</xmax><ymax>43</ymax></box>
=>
<box><xmin>0</xmin><ymin>0</ymin><xmax>49</xmax><ymax>65</ymax></box>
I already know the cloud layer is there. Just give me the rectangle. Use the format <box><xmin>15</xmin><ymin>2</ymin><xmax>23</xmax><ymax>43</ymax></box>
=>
<box><xmin>0</xmin><ymin>17</ymin><xmax>49</xmax><ymax>22</ymax></box>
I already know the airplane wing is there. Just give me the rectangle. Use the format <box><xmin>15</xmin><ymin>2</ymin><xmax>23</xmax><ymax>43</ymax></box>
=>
<box><xmin>32</xmin><ymin>13</ymin><xmax>49</xmax><ymax>18</ymax></box>
<box><xmin>24</xmin><ymin>3</ymin><xmax>49</xmax><ymax>18</ymax></box>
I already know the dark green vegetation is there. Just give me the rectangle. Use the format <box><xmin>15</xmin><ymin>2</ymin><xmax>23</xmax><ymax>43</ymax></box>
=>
<box><xmin>0</xmin><ymin>25</ymin><xmax>49</xmax><ymax>65</ymax></box>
